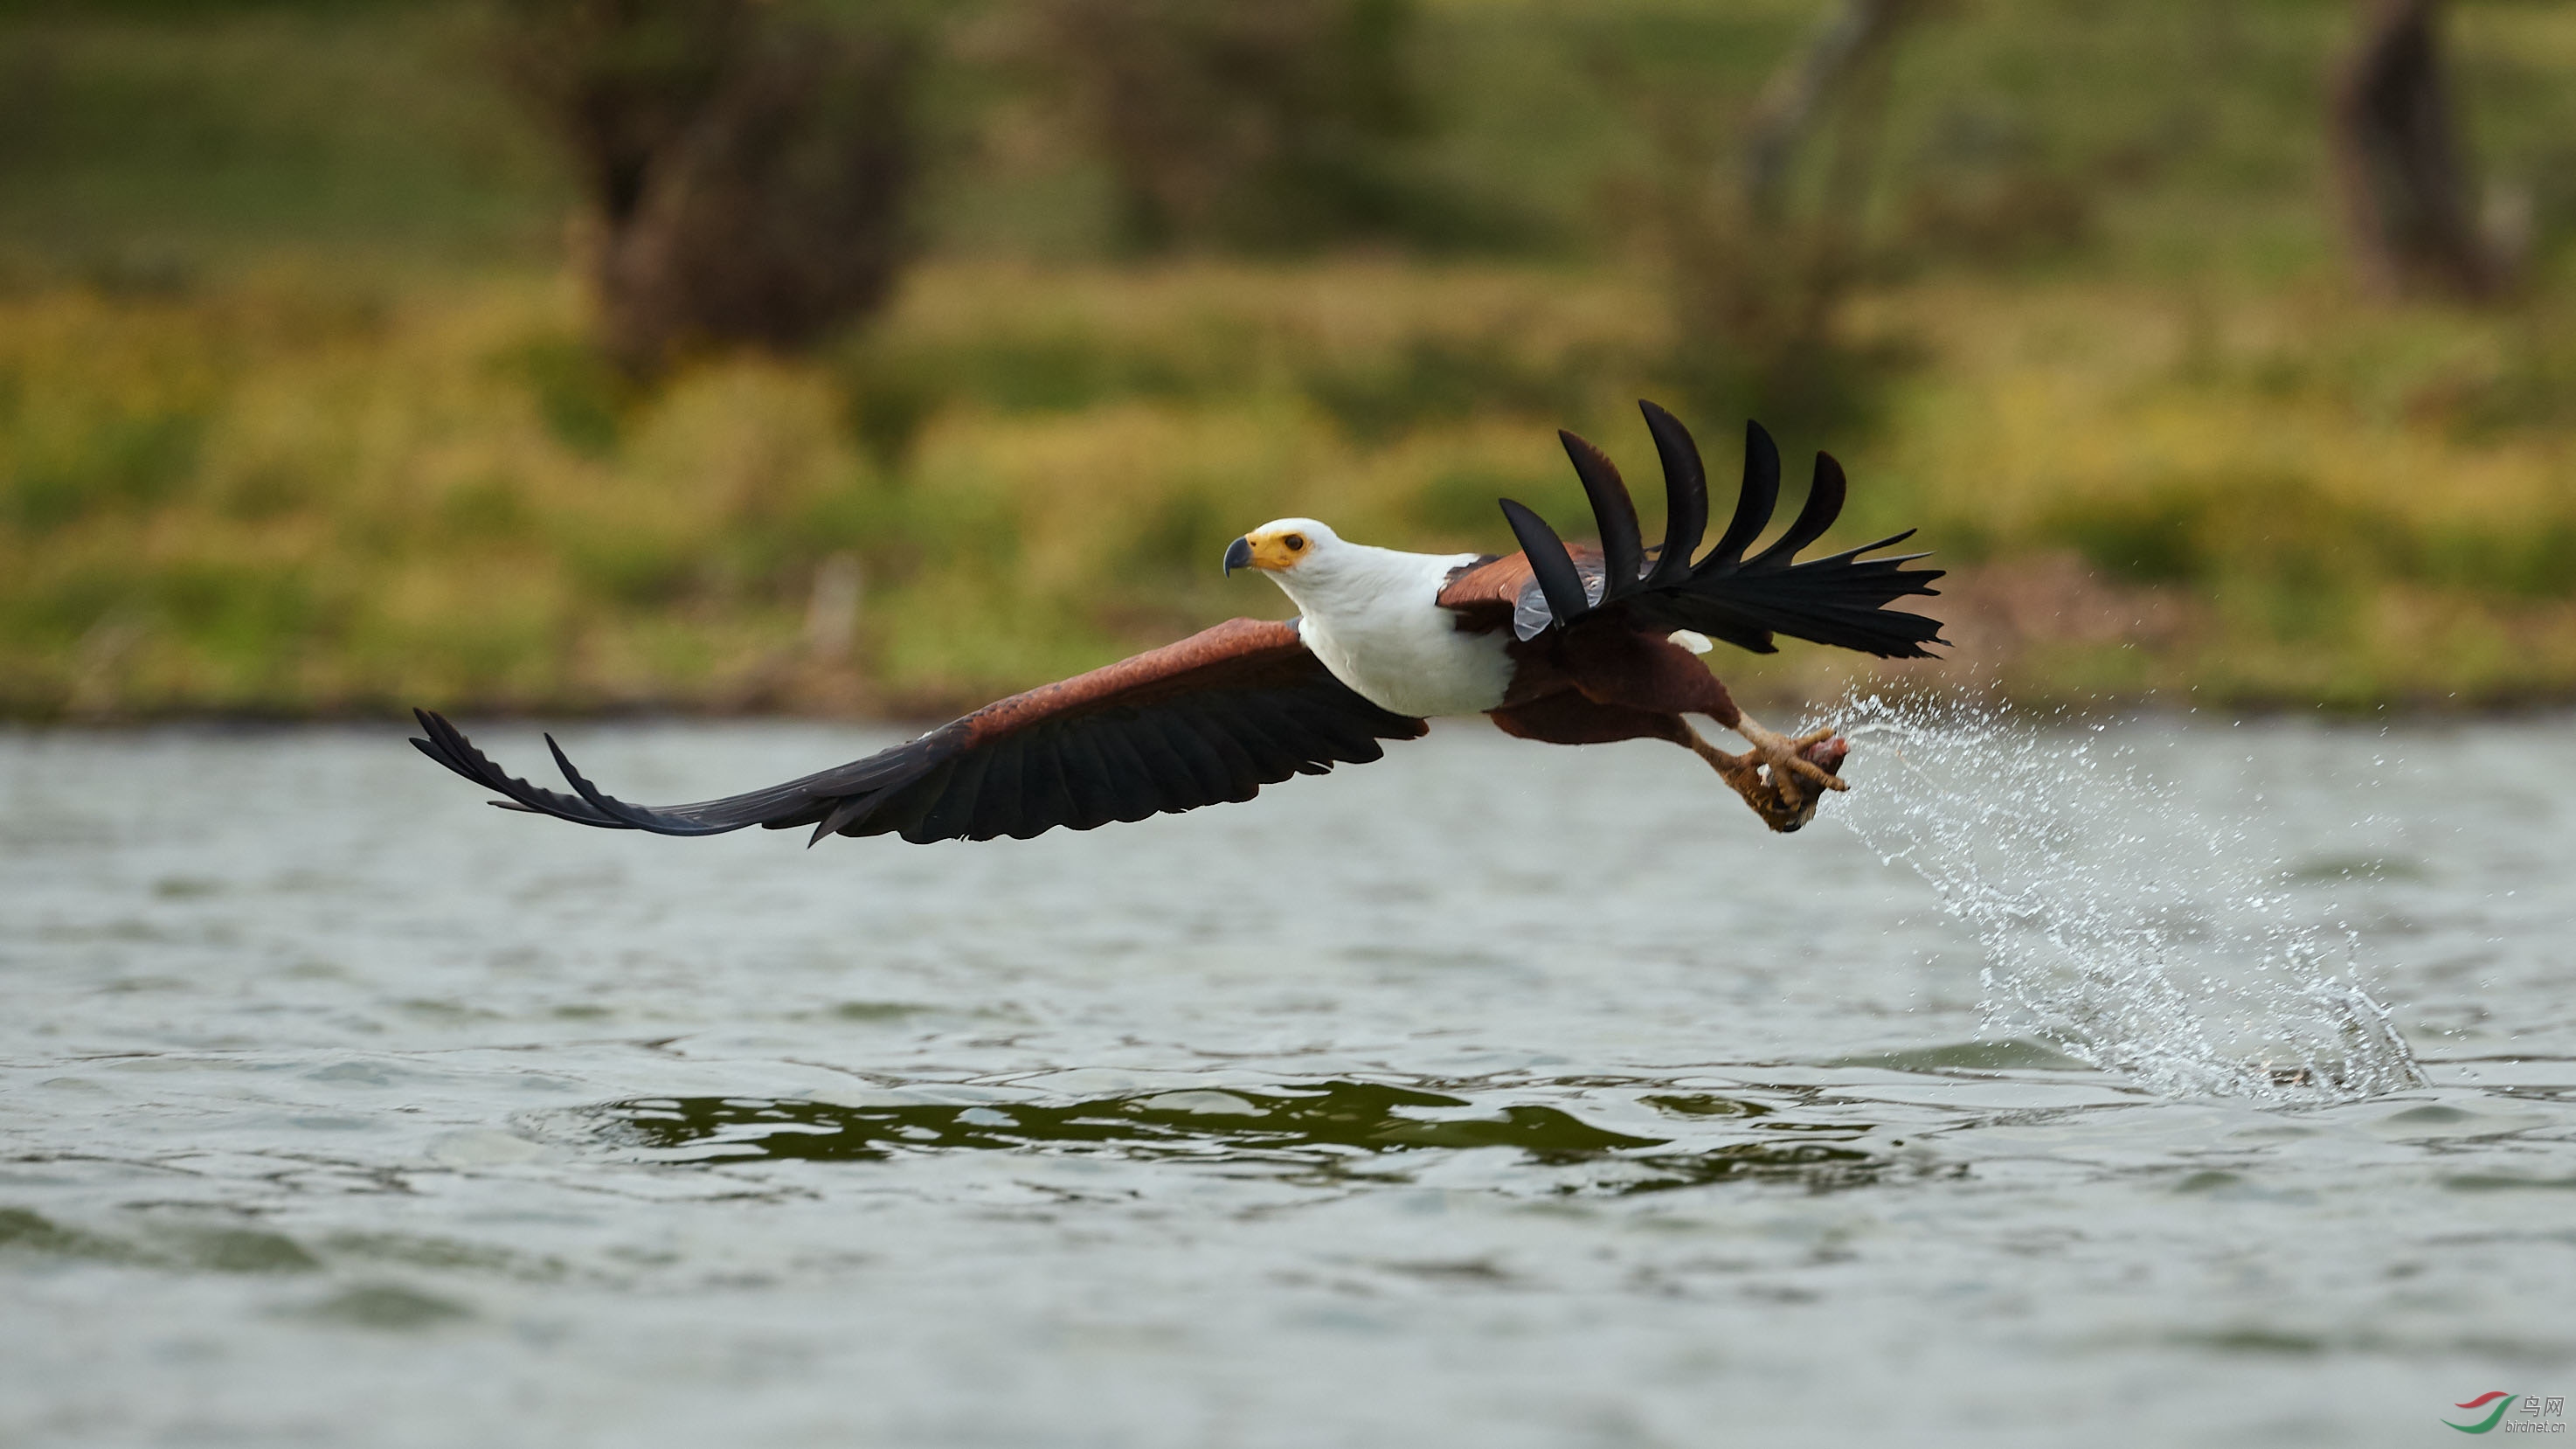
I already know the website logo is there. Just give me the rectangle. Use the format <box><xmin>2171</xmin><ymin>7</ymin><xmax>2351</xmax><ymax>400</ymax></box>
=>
<box><xmin>2447</xmin><ymin>1392</ymin><xmax>2568</xmax><ymax>1434</ymax></box>
<box><xmin>2449</xmin><ymin>1394</ymin><xmax>2517</xmax><ymax>1435</ymax></box>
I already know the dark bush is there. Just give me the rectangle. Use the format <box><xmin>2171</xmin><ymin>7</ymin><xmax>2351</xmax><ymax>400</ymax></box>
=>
<box><xmin>495</xmin><ymin>0</ymin><xmax>920</xmax><ymax>376</ymax></box>
<box><xmin>1020</xmin><ymin>0</ymin><xmax>1443</xmax><ymax>253</ymax></box>
<box><xmin>1638</xmin><ymin>142</ymin><xmax>1901</xmax><ymax>440</ymax></box>
<box><xmin>1620</xmin><ymin>1</ymin><xmax>1931</xmax><ymax>440</ymax></box>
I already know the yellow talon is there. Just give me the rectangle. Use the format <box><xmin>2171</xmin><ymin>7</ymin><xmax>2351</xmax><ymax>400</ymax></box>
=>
<box><xmin>1681</xmin><ymin>716</ymin><xmax>1849</xmax><ymax>833</ymax></box>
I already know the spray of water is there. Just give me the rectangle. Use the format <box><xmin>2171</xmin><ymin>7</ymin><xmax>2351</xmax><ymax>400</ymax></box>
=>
<box><xmin>1813</xmin><ymin>694</ymin><xmax>2425</xmax><ymax>1102</ymax></box>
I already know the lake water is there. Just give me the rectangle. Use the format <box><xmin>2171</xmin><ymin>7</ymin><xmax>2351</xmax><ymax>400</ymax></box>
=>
<box><xmin>2</xmin><ymin>707</ymin><xmax>2572</xmax><ymax>1446</ymax></box>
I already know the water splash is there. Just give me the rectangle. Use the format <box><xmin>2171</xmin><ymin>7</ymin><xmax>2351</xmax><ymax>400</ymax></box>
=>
<box><xmin>1813</xmin><ymin>695</ymin><xmax>2425</xmax><ymax>1102</ymax></box>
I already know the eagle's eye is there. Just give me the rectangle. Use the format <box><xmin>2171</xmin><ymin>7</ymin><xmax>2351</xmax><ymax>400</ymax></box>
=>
<box><xmin>1284</xmin><ymin>534</ymin><xmax>1306</xmax><ymax>551</ymax></box>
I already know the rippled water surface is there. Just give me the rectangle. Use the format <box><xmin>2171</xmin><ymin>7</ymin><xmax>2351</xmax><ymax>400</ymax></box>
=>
<box><xmin>3</xmin><ymin>712</ymin><xmax>2573</xmax><ymax>1446</ymax></box>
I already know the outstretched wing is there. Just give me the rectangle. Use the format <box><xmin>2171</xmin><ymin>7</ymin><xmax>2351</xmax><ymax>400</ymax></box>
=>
<box><xmin>410</xmin><ymin>618</ymin><xmax>1427</xmax><ymax>845</ymax></box>
<box><xmin>1458</xmin><ymin>400</ymin><xmax>1945</xmax><ymax>658</ymax></box>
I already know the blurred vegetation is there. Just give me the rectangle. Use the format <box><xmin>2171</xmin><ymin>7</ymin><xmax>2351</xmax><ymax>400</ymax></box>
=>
<box><xmin>1008</xmin><ymin>0</ymin><xmax>1516</xmax><ymax>253</ymax></box>
<box><xmin>491</xmin><ymin>0</ymin><xmax>920</xmax><ymax>375</ymax></box>
<box><xmin>3</xmin><ymin>0</ymin><xmax>2576</xmax><ymax>719</ymax></box>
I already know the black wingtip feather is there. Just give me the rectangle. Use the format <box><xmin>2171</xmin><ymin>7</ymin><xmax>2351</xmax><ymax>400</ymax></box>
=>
<box><xmin>810</xmin><ymin>793</ymin><xmax>871</xmax><ymax>845</ymax></box>
<box><xmin>1558</xmin><ymin>430</ymin><xmax>1645</xmax><ymax>595</ymax></box>
<box><xmin>1746</xmin><ymin>451</ymin><xmax>1847</xmax><ymax>569</ymax></box>
<box><xmin>405</xmin><ymin>711</ymin><xmax>635</xmax><ymax>830</ymax></box>
<box><xmin>544</xmin><ymin>733</ymin><xmax>634</xmax><ymax>825</ymax></box>
<box><xmin>1705</xmin><ymin>421</ymin><xmax>1781</xmax><ymax>568</ymax></box>
<box><xmin>1638</xmin><ymin>400</ymin><xmax>1708</xmax><ymax>586</ymax></box>
<box><xmin>408</xmin><ymin>732</ymin><xmax>485</xmax><ymax>787</ymax></box>
<box><xmin>1499</xmin><ymin>497</ymin><xmax>1592</xmax><ymax>632</ymax></box>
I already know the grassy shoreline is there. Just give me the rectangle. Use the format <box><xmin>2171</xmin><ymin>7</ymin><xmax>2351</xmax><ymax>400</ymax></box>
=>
<box><xmin>8</xmin><ymin>257</ymin><xmax>2576</xmax><ymax>723</ymax></box>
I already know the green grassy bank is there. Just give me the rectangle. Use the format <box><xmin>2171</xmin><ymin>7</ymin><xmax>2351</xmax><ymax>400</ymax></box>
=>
<box><xmin>10</xmin><ymin>258</ymin><xmax>2576</xmax><ymax>719</ymax></box>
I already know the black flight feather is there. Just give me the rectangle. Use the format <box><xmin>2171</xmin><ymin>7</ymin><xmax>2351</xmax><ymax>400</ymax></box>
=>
<box><xmin>1504</xmin><ymin>405</ymin><xmax>1944</xmax><ymax>660</ymax></box>
<box><xmin>1559</xmin><ymin>431</ymin><xmax>1645</xmax><ymax>596</ymax></box>
<box><xmin>1745</xmin><ymin>452</ymin><xmax>1847</xmax><ymax>571</ymax></box>
<box><xmin>1498</xmin><ymin>498</ymin><xmax>1593</xmax><ymax>638</ymax></box>
<box><xmin>1639</xmin><ymin>400</ymin><xmax>1707</xmax><ymax>586</ymax></box>
<box><xmin>1704</xmin><ymin>421</ymin><xmax>1782</xmax><ymax>570</ymax></box>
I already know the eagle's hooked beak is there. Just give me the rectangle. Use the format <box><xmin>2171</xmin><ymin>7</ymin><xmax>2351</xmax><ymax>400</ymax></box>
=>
<box><xmin>1222</xmin><ymin>536</ymin><xmax>1254</xmax><ymax>577</ymax></box>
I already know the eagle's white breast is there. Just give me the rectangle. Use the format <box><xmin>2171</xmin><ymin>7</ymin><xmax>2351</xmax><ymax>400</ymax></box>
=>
<box><xmin>1258</xmin><ymin>533</ymin><xmax>1513</xmax><ymax>719</ymax></box>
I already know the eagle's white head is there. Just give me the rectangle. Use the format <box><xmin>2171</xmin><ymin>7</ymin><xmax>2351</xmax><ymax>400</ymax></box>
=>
<box><xmin>1222</xmin><ymin>518</ymin><xmax>1340</xmax><ymax>579</ymax></box>
<box><xmin>1225</xmin><ymin>517</ymin><xmax>1396</xmax><ymax>624</ymax></box>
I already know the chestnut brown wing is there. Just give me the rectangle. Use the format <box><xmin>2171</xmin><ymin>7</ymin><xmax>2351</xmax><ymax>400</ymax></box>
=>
<box><xmin>410</xmin><ymin>619</ymin><xmax>1427</xmax><ymax>845</ymax></box>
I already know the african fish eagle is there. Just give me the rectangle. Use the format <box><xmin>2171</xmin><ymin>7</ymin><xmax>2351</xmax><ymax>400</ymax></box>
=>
<box><xmin>411</xmin><ymin>402</ymin><xmax>1945</xmax><ymax>840</ymax></box>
